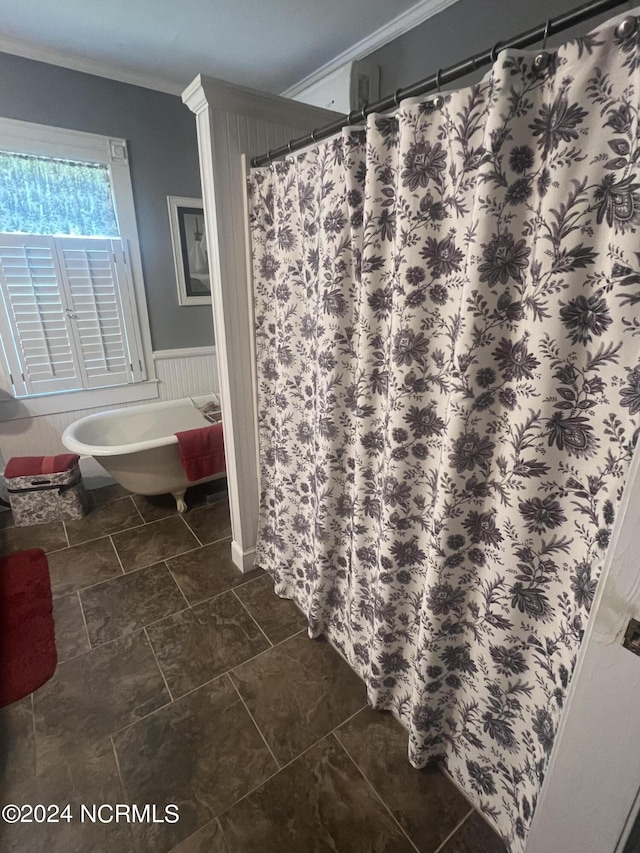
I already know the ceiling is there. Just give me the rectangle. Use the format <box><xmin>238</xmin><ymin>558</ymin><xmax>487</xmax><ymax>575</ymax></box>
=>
<box><xmin>0</xmin><ymin>0</ymin><xmax>445</xmax><ymax>96</ymax></box>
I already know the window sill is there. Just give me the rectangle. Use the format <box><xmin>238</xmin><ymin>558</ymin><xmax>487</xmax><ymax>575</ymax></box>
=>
<box><xmin>0</xmin><ymin>380</ymin><xmax>160</xmax><ymax>421</ymax></box>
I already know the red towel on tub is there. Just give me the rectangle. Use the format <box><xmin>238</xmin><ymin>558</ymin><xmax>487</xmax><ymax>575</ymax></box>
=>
<box><xmin>175</xmin><ymin>424</ymin><xmax>226</xmax><ymax>482</ymax></box>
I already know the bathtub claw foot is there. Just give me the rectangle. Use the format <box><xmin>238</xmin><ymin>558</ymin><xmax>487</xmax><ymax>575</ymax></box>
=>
<box><xmin>172</xmin><ymin>491</ymin><xmax>188</xmax><ymax>513</ymax></box>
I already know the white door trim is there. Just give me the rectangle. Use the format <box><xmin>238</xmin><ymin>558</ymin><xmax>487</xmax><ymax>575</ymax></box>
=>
<box><xmin>526</xmin><ymin>442</ymin><xmax>640</xmax><ymax>853</ymax></box>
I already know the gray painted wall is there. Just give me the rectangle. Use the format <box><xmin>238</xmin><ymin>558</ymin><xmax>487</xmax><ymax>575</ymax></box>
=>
<box><xmin>0</xmin><ymin>51</ymin><xmax>213</xmax><ymax>351</ymax></box>
<box><xmin>367</xmin><ymin>0</ymin><xmax>624</xmax><ymax>98</ymax></box>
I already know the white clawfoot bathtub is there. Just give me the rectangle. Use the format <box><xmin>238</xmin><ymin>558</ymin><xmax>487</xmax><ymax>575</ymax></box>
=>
<box><xmin>62</xmin><ymin>395</ymin><xmax>225</xmax><ymax>512</ymax></box>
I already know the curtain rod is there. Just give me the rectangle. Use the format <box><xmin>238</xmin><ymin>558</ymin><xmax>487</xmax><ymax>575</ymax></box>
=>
<box><xmin>251</xmin><ymin>0</ymin><xmax>630</xmax><ymax>168</ymax></box>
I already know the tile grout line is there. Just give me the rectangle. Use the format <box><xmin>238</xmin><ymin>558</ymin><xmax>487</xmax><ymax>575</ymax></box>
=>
<box><xmin>39</xmin><ymin>544</ymin><xmax>69</xmax><ymax>557</ymax></box>
<box><xmin>179</xmin><ymin>512</ymin><xmax>204</xmax><ymax>547</ymax></box>
<box><xmin>143</xmin><ymin>626</ymin><xmax>174</xmax><ymax>704</ymax></box>
<box><xmin>17</xmin><ymin>521</ymin><xmax>232</xmax><ymax>573</ymax></box>
<box><xmin>431</xmin><ymin>807</ymin><xmax>476</xmax><ymax>853</ymax></box>
<box><xmin>439</xmin><ymin>763</ymin><xmax>503</xmax><ymax>837</ymax></box>
<box><xmin>129</xmin><ymin>603</ymin><xmax>305</xmax><ymax>696</ymax></box>
<box><xmin>200</xmin><ymin>627</ymin><xmax>307</xmax><ymax>684</ymax></box>
<box><xmin>76</xmin><ymin>589</ymin><xmax>93</xmax><ymax>650</ymax></box>
<box><xmin>123</xmin><ymin>542</ymin><xmax>204</xmax><ymax>575</ymax></box>
<box><xmin>60</xmin><ymin>518</ymin><xmax>149</xmax><ymax>551</ymax></box>
<box><xmin>215</xmin><ymin>753</ymin><xmax>283</xmax><ymax>818</ymax></box>
<box><xmin>231</xmin><ymin>587</ymin><xmax>273</xmax><ymax>647</ymax></box>
<box><xmin>68</xmin><ymin>556</ymin><xmax>189</xmax><ymax>605</ymax></box>
<box><xmin>178</xmin><ymin>521</ymin><xmax>235</xmax><ymax>551</ymax></box>
<box><xmin>78</xmin><ymin>568</ymin><xmax>271</xmax><ymax>649</ymax></box>
<box><xmin>199</xmin><ymin>533</ymin><xmax>234</xmax><ymax>548</ymax></box>
<box><xmin>108</xmin><ymin>628</ymin><xmax>310</xmax><ymax>741</ymax></box>
<box><xmin>53</xmin><ymin>540</ymin><xmax>225</xmax><ymax>601</ymax></box>
<box><xmin>109</xmin><ymin>678</ymin><xmax>213</xmax><ymax>741</ymax></box>
<box><xmin>41</xmin><ymin>530</ymin><xmax>126</xmax><ymax>559</ymax></box>
<box><xmin>228</xmin><ymin>674</ymin><xmax>282</xmax><ymax>771</ymax></box>
<box><xmin>334</xmin><ymin>732</ymin><xmax>422</xmax><ymax>853</ymax></box>
<box><xmin>16</xmin><ymin>528</ymin><xmax>68</xmax><ymax>556</ymax></box>
<box><xmin>90</xmin><ymin>491</ymin><xmax>132</xmax><ymax>506</ymax></box>
<box><xmin>54</xmin><ymin>624</ymin><xmax>169</xmax><ymax>660</ymax></box>
<box><xmin>214</xmin><ymin>701</ymin><xmax>370</xmax><ymax>822</ymax></box>
<box><xmin>166</xmin><ymin>562</ymin><xmax>193</xmax><ymax>609</ymax></box>
<box><xmin>434</xmin><ymin>755</ymin><xmax>504</xmax><ymax>842</ymax></box>
<box><xmin>165</xmin><ymin>562</ymin><xmax>265</xmax><ymax>610</ymax></box>
<box><xmin>107</xmin><ymin>522</ymin><xmax>209</xmax><ymax>575</ymax></box>
<box><xmin>163</xmin><ymin>560</ymin><xmax>192</xmax><ymax>610</ymax></box>
<box><xmin>61</xmin><ymin>503</ymin><xmax>215</xmax><ymax>556</ymax></box>
<box><xmin>129</xmin><ymin>495</ymin><xmax>147</xmax><ymax>526</ymax></box>
<box><xmin>54</xmin><ymin>567</ymin><xmax>271</xmax><ymax>654</ymax></box>
<box><xmin>182</xmin><ymin>818</ymin><xmax>229</xmax><ymax>853</ymax></box>
<box><xmin>110</xmin><ymin>734</ymin><xmax>129</xmax><ymax>803</ymax></box>
<box><xmin>88</xmin><ymin>605</ymin><xmax>192</xmax><ymax>649</ymax></box>
<box><xmin>212</xmin><ymin>818</ymin><xmax>229</xmax><ymax>849</ymax></box>
<box><xmin>53</xmin><ymin>566</ymin><xmax>164</xmax><ymax>601</ymax></box>
<box><xmin>54</xmin><ymin>645</ymin><xmax>99</xmax><ymax>666</ymax></box>
<box><xmin>108</xmin><ymin>534</ymin><xmax>127</xmax><ymax>577</ymax></box>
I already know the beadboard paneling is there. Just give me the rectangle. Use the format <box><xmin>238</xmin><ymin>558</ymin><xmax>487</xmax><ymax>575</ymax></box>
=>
<box><xmin>0</xmin><ymin>348</ymin><xmax>218</xmax><ymax>458</ymax></box>
<box><xmin>154</xmin><ymin>347</ymin><xmax>218</xmax><ymax>400</ymax></box>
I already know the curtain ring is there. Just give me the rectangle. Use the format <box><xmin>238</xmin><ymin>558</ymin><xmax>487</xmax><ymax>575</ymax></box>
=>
<box><xmin>310</xmin><ymin>129</ymin><xmax>317</xmax><ymax>143</ymax></box>
<box><xmin>287</xmin><ymin>141</ymin><xmax>293</xmax><ymax>154</ymax></box>
<box><xmin>491</xmin><ymin>41</ymin><xmax>501</xmax><ymax>62</ymax></box>
<box><xmin>393</xmin><ymin>88</ymin><xmax>403</xmax><ymax>106</ymax></box>
<box><xmin>435</xmin><ymin>69</ymin><xmax>443</xmax><ymax>92</ymax></box>
<box><xmin>542</xmin><ymin>18</ymin><xmax>550</xmax><ymax>49</ymax></box>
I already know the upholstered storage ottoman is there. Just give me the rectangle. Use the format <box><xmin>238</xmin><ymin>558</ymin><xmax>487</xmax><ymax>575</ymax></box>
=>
<box><xmin>4</xmin><ymin>454</ymin><xmax>89</xmax><ymax>526</ymax></box>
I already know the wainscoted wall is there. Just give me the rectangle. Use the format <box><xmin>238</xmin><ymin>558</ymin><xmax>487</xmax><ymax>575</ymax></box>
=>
<box><xmin>0</xmin><ymin>346</ymin><xmax>218</xmax><ymax>460</ymax></box>
<box><xmin>152</xmin><ymin>346</ymin><xmax>218</xmax><ymax>400</ymax></box>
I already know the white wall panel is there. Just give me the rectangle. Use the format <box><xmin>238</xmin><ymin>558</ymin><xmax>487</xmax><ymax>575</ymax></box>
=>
<box><xmin>182</xmin><ymin>74</ymin><xmax>338</xmax><ymax>571</ymax></box>
<box><xmin>154</xmin><ymin>347</ymin><xmax>219</xmax><ymax>400</ymax></box>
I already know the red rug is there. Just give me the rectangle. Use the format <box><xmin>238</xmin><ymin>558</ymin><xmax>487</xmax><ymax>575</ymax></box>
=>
<box><xmin>0</xmin><ymin>548</ymin><xmax>57</xmax><ymax>707</ymax></box>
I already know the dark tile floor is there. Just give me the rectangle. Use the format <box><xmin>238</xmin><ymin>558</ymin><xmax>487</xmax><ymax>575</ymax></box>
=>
<box><xmin>0</xmin><ymin>486</ymin><xmax>507</xmax><ymax>853</ymax></box>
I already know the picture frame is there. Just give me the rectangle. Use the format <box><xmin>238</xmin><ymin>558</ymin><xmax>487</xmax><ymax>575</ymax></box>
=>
<box><xmin>167</xmin><ymin>195</ymin><xmax>212</xmax><ymax>306</ymax></box>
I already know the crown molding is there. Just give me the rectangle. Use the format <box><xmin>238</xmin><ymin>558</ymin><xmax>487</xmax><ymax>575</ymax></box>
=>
<box><xmin>0</xmin><ymin>34</ymin><xmax>184</xmax><ymax>96</ymax></box>
<box><xmin>281</xmin><ymin>0</ymin><xmax>460</xmax><ymax>99</ymax></box>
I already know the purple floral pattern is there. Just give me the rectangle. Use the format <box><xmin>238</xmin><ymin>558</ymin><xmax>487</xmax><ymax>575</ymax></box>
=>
<box><xmin>249</xmin><ymin>15</ymin><xmax>640</xmax><ymax>852</ymax></box>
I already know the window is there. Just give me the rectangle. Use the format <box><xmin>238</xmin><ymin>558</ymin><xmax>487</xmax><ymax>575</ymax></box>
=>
<box><xmin>0</xmin><ymin>120</ymin><xmax>150</xmax><ymax>400</ymax></box>
<box><xmin>0</xmin><ymin>151</ymin><xmax>119</xmax><ymax>237</ymax></box>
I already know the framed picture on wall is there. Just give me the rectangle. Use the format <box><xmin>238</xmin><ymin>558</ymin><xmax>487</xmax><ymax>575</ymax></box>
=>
<box><xmin>167</xmin><ymin>196</ymin><xmax>212</xmax><ymax>306</ymax></box>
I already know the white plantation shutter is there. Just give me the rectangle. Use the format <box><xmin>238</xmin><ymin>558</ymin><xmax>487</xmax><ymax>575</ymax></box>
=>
<box><xmin>56</xmin><ymin>237</ymin><xmax>145</xmax><ymax>388</ymax></box>
<box><xmin>0</xmin><ymin>235</ymin><xmax>82</xmax><ymax>395</ymax></box>
<box><xmin>0</xmin><ymin>234</ymin><xmax>145</xmax><ymax>396</ymax></box>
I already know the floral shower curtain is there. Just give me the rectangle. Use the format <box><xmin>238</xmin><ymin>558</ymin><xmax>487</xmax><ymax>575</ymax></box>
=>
<box><xmin>249</xmin><ymin>13</ymin><xmax>640</xmax><ymax>851</ymax></box>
